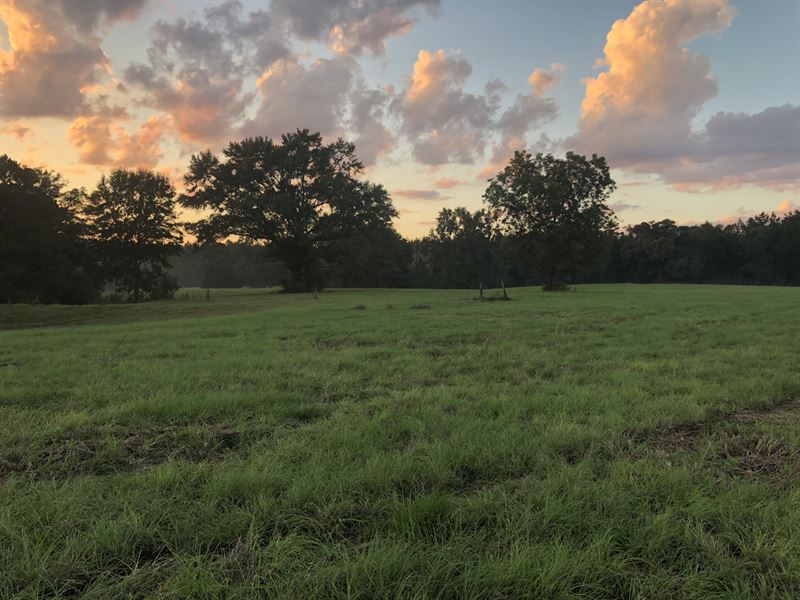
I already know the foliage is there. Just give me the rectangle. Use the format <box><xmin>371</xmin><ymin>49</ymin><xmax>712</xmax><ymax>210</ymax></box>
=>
<box><xmin>425</xmin><ymin>207</ymin><xmax>499</xmax><ymax>291</ymax></box>
<box><xmin>83</xmin><ymin>169</ymin><xmax>182</xmax><ymax>302</ymax></box>
<box><xmin>484</xmin><ymin>151</ymin><xmax>617</xmax><ymax>290</ymax></box>
<box><xmin>613</xmin><ymin>214</ymin><xmax>800</xmax><ymax>285</ymax></box>
<box><xmin>180</xmin><ymin>129</ymin><xmax>397</xmax><ymax>292</ymax></box>
<box><xmin>0</xmin><ymin>155</ymin><xmax>99</xmax><ymax>304</ymax></box>
<box><xmin>327</xmin><ymin>224</ymin><xmax>411</xmax><ymax>288</ymax></box>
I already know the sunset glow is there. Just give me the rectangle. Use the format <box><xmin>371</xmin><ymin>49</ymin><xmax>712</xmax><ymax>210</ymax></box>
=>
<box><xmin>1</xmin><ymin>0</ymin><xmax>797</xmax><ymax>237</ymax></box>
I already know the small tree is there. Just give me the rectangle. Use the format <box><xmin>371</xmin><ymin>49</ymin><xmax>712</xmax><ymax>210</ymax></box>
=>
<box><xmin>84</xmin><ymin>169</ymin><xmax>182</xmax><ymax>301</ymax></box>
<box><xmin>180</xmin><ymin>129</ymin><xmax>397</xmax><ymax>292</ymax></box>
<box><xmin>483</xmin><ymin>151</ymin><xmax>617</xmax><ymax>290</ymax></box>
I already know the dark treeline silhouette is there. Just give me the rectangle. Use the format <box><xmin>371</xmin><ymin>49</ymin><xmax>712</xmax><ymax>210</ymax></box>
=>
<box><xmin>412</xmin><ymin>211</ymin><xmax>800</xmax><ymax>289</ymax></box>
<box><xmin>2</xmin><ymin>130</ymin><xmax>799</xmax><ymax>304</ymax></box>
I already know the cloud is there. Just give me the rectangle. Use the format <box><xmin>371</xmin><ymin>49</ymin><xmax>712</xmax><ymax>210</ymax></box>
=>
<box><xmin>392</xmin><ymin>49</ymin><xmax>501</xmax><ymax>165</ymax></box>
<box><xmin>54</xmin><ymin>0</ymin><xmax>146</xmax><ymax>32</ymax></box>
<box><xmin>241</xmin><ymin>56</ymin><xmax>355</xmax><ymax>140</ymax></box>
<box><xmin>393</xmin><ymin>189</ymin><xmax>445</xmax><ymax>200</ymax></box>
<box><xmin>349</xmin><ymin>85</ymin><xmax>396</xmax><ymax>166</ymax></box>
<box><xmin>126</xmin><ymin>65</ymin><xmax>255</xmax><ymax>144</ymax></box>
<box><xmin>115</xmin><ymin>116</ymin><xmax>169</xmax><ymax>169</ymax></box>
<box><xmin>713</xmin><ymin>199</ymin><xmax>798</xmax><ymax>225</ymax></box>
<box><xmin>0</xmin><ymin>123</ymin><xmax>28</xmax><ymax>139</ymax></box>
<box><xmin>270</xmin><ymin>0</ymin><xmax>439</xmax><ymax>56</ymax></box>
<box><xmin>69</xmin><ymin>116</ymin><xmax>114</xmax><ymax>164</ymax></box>
<box><xmin>120</xmin><ymin>1</ymin><xmax>418</xmax><ymax>155</ymax></box>
<box><xmin>434</xmin><ymin>177</ymin><xmax>465</xmax><ymax>189</ymax></box>
<box><xmin>529</xmin><ymin>63</ymin><xmax>565</xmax><ymax>97</ymax></box>
<box><xmin>124</xmin><ymin>1</ymin><xmax>288</xmax><ymax>145</ymax></box>
<box><xmin>609</xmin><ymin>202</ymin><xmax>641</xmax><ymax>212</ymax></box>
<box><xmin>0</xmin><ymin>0</ymin><xmax>146</xmax><ymax>118</ymax></box>
<box><xmin>241</xmin><ymin>54</ymin><xmax>397</xmax><ymax>165</ymax></box>
<box><xmin>69</xmin><ymin>115</ymin><xmax>167</xmax><ymax>169</ymax></box>
<box><xmin>568</xmin><ymin>0</ymin><xmax>798</xmax><ymax>192</ymax></box>
<box><xmin>481</xmin><ymin>65</ymin><xmax>562</xmax><ymax>176</ymax></box>
<box><xmin>680</xmin><ymin>104</ymin><xmax>800</xmax><ymax>190</ymax></box>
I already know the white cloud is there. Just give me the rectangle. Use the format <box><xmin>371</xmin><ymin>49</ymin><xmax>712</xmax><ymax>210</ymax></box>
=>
<box><xmin>568</xmin><ymin>0</ymin><xmax>798</xmax><ymax>192</ymax></box>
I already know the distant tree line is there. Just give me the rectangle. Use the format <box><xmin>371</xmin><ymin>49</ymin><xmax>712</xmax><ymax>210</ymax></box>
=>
<box><xmin>410</xmin><ymin>210</ymin><xmax>800</xmax><ymax>289</ymax></box>
<box><xmin>2</xmin><ymin>130</ymin><xmax>798</xmax><ymax>304</ymax></box>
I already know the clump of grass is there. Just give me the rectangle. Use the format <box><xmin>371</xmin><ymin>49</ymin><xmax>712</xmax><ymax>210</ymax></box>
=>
<box><xmin>353</xmin><ymin>304</ymin><xmax>367</xmax><ymax>310</ymax></box>
<box><xmin>411</xmin><ymin>302</ymin><xmax>431</xmax><ymax>310</ymax></box>
<box><xmin>385</xmin><ymin>304</ymin><xmax>395</xmax><ymax>310</ymax></box>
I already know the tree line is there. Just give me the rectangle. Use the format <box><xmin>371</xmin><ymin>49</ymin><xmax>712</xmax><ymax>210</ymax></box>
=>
<box><xmin>2</xmin><ymin>130</ymin><xmax>798</xmax><ymax>304</ymax></box>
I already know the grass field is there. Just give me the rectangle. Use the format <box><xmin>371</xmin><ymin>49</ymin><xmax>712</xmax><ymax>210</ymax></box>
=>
<box><xmin>1</xmin><ymin>284</ymin><xmax>799</xmax><ymax>599</ymax></box>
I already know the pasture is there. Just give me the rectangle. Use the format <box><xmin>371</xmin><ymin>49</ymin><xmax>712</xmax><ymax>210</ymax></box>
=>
<box><xmin>1</xmin><ymin>285</ymin><xmax>799</xmax><ymax>598</ymax></box>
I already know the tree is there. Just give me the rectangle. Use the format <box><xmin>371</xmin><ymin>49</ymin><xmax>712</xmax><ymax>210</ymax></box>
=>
<box><xmin>329</xmin><ymin>225</ymin><xmax>411</xmax><ymax>288</ymax></box>
<box><xmin>619</xmin><ymin>220</ymin><xmax>680</xmax><ymax>282</ymax></box>
<box><xmin>180</xmin><ymin>129</ymin><xmax>397</xmax><ymax>292</ymax></box>
<box><xmin>426</xmin><ymin>207</ymin><xmax>499</xmax><ymax>293</ymax></box>
<box><xmin>483</xmin><ymin>151</ymin><xmax>617</xmax><ymax>290</ymax></box>
<box><xmin>84</xmin><ymin>169</ymin><xmax>182</xmax><ymax>301</ymax></box>
<box><xmin>0</xmin><ymin>155</ymin><xmax>99</xmax><ymax>304</ymax></box>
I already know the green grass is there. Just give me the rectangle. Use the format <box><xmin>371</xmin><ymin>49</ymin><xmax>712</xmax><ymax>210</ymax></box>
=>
<box><xmin>1</xmin><ymin>284</ymin><xmax>799</xmax><ymax>599</ymax></box>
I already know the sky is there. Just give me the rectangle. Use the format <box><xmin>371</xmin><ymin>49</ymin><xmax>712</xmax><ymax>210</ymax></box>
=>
<box><xmin>1</xmin><ymin>0</ymin><xmax>798</xmax><ymax>238</ymax></box>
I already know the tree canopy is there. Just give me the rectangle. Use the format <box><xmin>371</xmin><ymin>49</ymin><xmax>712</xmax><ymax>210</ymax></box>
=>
<box><xmin>424</xmin><ymin>207</ymin><xmax>499</xmax><ymax>291</ymax></box>
<box><xmin>180</xmin><ymin>129</ymin><xmax>397</xmax><ymax>292</ymax></box>
<box><xmin>484</xmin><ymin>151</ymin><xmax>617</xmax><ymax>290</ymax></box>
<box><xmin>82</xmin><ymin>169</ymin><xmax>182</xmax><ymax>301</ymax></box>
<box><xmin>0</xmin><ymin>155</ymin><xmax>98</xmax><ymax>304</ymax></box>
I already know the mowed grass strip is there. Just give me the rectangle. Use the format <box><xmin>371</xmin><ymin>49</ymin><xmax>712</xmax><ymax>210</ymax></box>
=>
<box><xmin>1</xmin><ymin>284</ymin><xmax>799</xmax><ymax>598</ymax></box>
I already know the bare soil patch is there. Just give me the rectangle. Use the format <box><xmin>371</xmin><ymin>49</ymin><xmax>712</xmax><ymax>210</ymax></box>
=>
<box><xmin>629</xmin><ymin>398</ymin><xmax>800</xmax><ymax>485</ymax></box>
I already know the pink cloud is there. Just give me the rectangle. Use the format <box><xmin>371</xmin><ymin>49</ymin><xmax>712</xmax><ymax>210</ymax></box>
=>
<box><xmin>568</xmin><ymin>0</ymin><xmax>798</xmax><ymax>192</ymax></box>
<box><xmin>434</xmin><ymin>177</ymin><xmax>464</xmax><ymax>189</ymax></box>
<box><xmin>69</xmin><ymin>115</ymin><xmax>167</xmax><ymax>169</ymax></box>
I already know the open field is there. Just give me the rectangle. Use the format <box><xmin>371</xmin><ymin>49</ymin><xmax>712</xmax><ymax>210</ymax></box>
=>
<box><xmin>1</xmin><ymin>284</ymin><xmax>799</xmax><ymax>598</ymax></box>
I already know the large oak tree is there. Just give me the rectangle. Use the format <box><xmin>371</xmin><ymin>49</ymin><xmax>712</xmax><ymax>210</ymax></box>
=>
<box><xmin>180</xmin><ymin>129</ymin><xmax>397</xmax><ymax>292</ymax></box>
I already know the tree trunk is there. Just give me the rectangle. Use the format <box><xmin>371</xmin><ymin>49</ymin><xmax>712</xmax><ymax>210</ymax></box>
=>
<box><xmin>501</xmin><ymin>280</ymin><xmax>508</xmax><ymax>300</ymax></box>
<box><xmin>479</xmin><ymin>282</ymin><xmax>483</xmax><ymax>299</ymax></box>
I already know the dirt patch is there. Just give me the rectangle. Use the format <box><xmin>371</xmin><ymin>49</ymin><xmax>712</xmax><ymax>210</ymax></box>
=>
<box><xmin>734</xmin><ymin>399</ymin><xmax>800</xmax><ymax>422</ymax></box>
<box><xmin>718</xmin><ymin>434</ymin><xmax>800</xmax><ymax>482</ymax></box>
<box><xmin>314</xmin><ymin>336</ymin><xmax>377</xmax><ymax>350</ymax></box>
<box><xmin>629</xmin><ymin>398</ymin><xmax>800</xmax><ymax>486</ymax></box>
<box><xmin>629</xmin><ymin>420</ymin><xmax>711</xmax><ymax>455</ymax></box>
<box><xmin>0</xmin><ymin>420</ymin><xmax>274</xmax><ymax>481</ymax></box>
